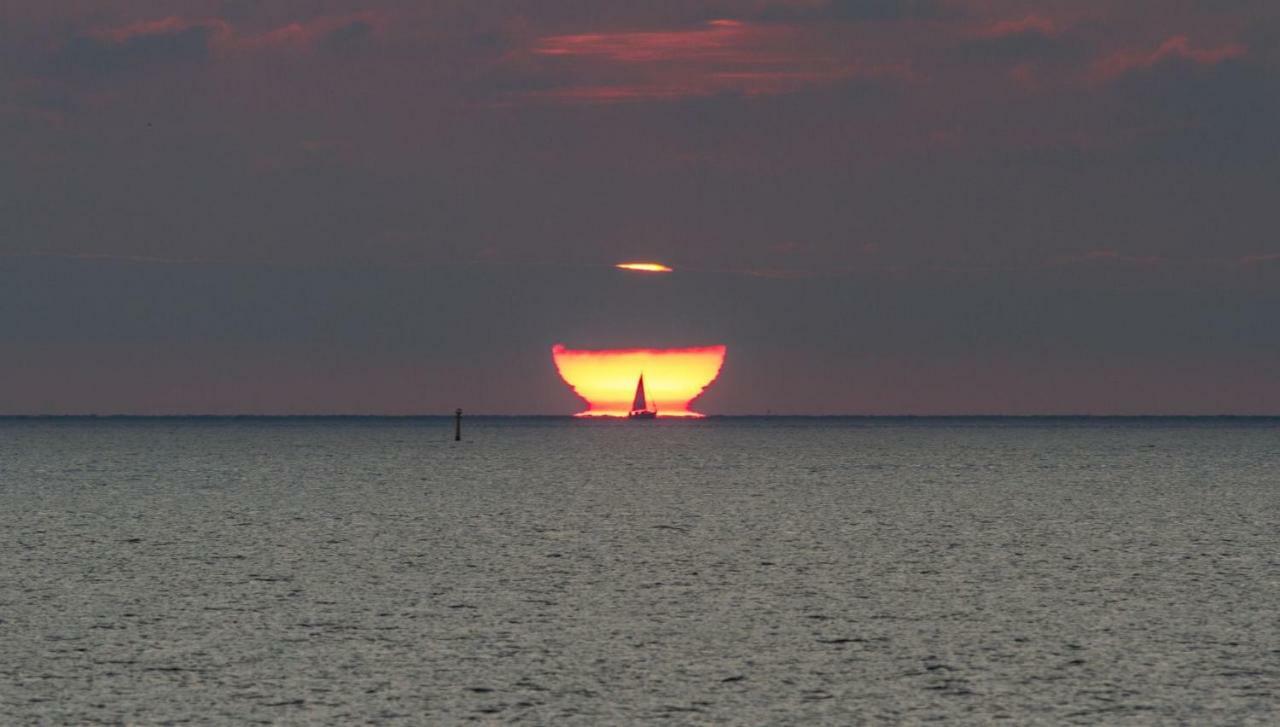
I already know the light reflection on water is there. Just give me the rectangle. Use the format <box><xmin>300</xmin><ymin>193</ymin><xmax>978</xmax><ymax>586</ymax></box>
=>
<box><xmin>1</xmin><ymin>417</ymin><xmax>1277</xmax><ymax>723</ymax></box>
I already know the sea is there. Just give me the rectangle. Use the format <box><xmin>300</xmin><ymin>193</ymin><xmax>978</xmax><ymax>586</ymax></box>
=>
<box><xmin>1</xmin><ymin>417</ymin><xmax>1277</xmax><ymax>724</ymax></box>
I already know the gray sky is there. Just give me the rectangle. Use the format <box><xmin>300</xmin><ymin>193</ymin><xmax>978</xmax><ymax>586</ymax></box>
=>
<box><xmin>2</xmin><ymin>1</ymin><xmax>1278</xmax><ymax>414</ymax></box>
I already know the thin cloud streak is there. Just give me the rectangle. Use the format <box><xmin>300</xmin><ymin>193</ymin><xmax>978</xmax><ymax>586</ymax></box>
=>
<box><xmin>523</xmin><ymin>19</ymin><xmax>908</xmax><ymax>102</ymax></box>
<box><xmin>533</xmin><ymin>20</ymin><xmax>761</xmax><ymax>63</ymax></box>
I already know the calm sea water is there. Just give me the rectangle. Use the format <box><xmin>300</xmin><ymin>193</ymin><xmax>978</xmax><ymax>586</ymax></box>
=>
<box><xmin>1</xmin><ymin>417</ymin><xmax>1277</xmax><ymax>724</ymax></box>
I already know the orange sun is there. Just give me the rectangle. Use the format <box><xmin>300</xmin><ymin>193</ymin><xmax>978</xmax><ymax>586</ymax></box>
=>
<box><xmin>551</xmin><ymin>344</ymin><xmax>727</xmax><ymax>417</ymax></box>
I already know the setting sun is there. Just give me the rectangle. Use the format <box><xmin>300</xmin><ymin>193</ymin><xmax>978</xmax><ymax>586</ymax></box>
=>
<box><xmin>551</xmin><ymin>344</ymin><xmax>727</xmax><ymax>417</ymax></box>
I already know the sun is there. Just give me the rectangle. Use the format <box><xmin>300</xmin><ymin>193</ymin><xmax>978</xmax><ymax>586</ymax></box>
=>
<box><xmin>552</xmin><ymin>344</ymin><xmax>727</xmax><ymax>417</ymax></box>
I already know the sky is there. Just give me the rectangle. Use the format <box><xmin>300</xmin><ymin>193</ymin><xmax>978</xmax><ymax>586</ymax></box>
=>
<box><xmin>2</xmin><ymin>0</ymin><xmax>1278</xmax><ymax>415</ymax></box>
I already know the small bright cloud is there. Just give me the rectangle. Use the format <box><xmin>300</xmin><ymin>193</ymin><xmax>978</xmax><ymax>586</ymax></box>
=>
<box><xmin>616</xmin><ymin>262</ymin><xmax>674</xmax><ymax>273</ymax></box>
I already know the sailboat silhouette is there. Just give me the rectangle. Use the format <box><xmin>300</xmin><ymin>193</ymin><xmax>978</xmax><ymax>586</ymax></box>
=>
<box><xmin>628</xmin><ymin>374</ymin><xmax>658</xmax><ymax>419</ymax></box>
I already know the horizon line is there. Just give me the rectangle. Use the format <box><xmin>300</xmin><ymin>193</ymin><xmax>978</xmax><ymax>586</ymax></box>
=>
<box><xmin>2</xmin><ymin>414</ymin><xmax>1278</xmax><ymax>420</ymax></box>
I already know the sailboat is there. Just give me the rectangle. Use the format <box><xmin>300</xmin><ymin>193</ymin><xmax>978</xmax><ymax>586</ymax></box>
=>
<box><xmin>628</xmin><ymin>374</ymin><xmax>658</xmax><ymax>419</ymax></box>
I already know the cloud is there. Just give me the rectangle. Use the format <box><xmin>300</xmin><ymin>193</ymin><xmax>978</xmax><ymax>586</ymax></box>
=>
<box><xmin>533</xmin><ymin>20</ymin><xmax>761</xmax><ymax>63</ymax></box>
<box><xmin>47</xmin><ymin>14</ymin><xmax>381</xmax><ymax>77</ymax></box>
<box><xmin>950</xmin><ymin>16</ymin><xmax>1081</xmax><ymax>64</ymax></box>
<box><xmin>231</xmin><ymin>15</ymin><xmax>381</xmax><ymax>53</ymax></box>
<box><xmin>51</xmin><ymin>18</ymin><xmax>227</xmax><ymax>76</ymax></box>
<box><xmin>1093</xmin><ymin>36</ymin><xmax>1247</xmax><ymax>82</ymax></box>
<box><xmin>753</xmin><ymin>0</ymin><xmax>950</xmax><ymax>22</ymax></box>
<box><xmin>523</xmin><ymin>19</ymin><xmax>909</xmax><ymax>102</ymax></box>
<box><xmin>1100</xmin><ymin>41</ymin><xmax>1278</xmax><ymax>165</ymax></box>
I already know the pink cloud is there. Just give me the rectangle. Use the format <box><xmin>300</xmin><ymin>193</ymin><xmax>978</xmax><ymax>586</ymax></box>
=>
<box><xmin>524</xmin><ymin>19</ymin><xmax>905</xmax><ymax>103</ymax></box>
<box><xmin>1093</xmin><ymin>35</ymin><xmax>1247</xmax><ymax>81</ymax></box>
<box><xmin>533</xmin><ymin>19</ymin><xmax>761</xmax><ymax>63</ymax></box>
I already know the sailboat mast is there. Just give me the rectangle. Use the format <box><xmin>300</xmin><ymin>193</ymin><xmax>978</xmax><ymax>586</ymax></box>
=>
<box><xmin>632</xmin><ymin>374</ymin><xmax>647</xmax><ymax>412</ymax></box>
<box><xmin>628</xmin><ymin>372</ymin><xmax>658</xmax><ymax>418</ymax></box>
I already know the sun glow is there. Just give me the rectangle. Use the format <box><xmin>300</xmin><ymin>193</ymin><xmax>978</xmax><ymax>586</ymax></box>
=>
<box><xmin>552</xmin><ymin>344</ymin><xmax>727</xmax><ymax>417</ymax></box>
<box><xmin>615</xmin><ymin>262</ymin><xmax>674</xmax><ymax>273</ymax></box>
